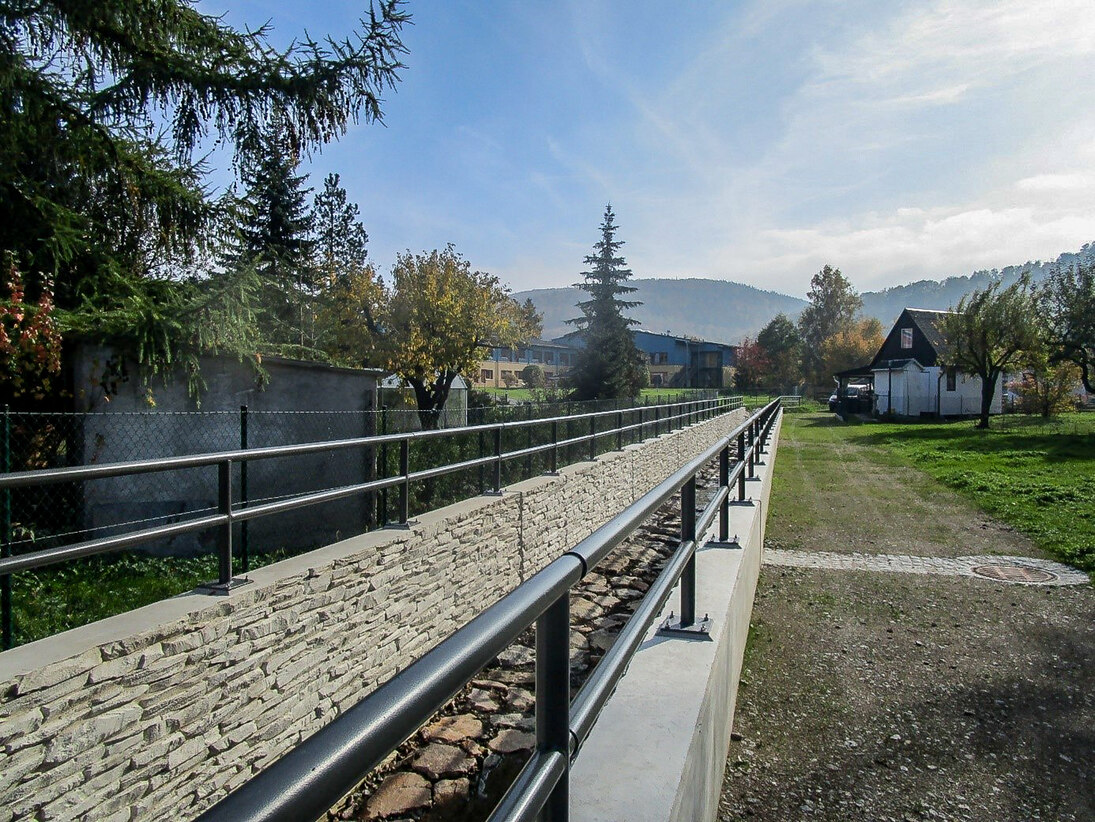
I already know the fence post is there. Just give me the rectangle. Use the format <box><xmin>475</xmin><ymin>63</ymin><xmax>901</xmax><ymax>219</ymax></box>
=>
<box><xmin>550</xmin><ymin>419</ymin><xmax>558</xmax><ymax>474</ymax></box>
<box><xmin>680</xmin><ymin>476</ymin><xmax>697</xmax><ymax>627</ymax></box>
<box><xmin>239</xmin><ymin>405</ymin><xmax>249</xmax><ymax>574</ymax></box>
<box><xmin>588</xmin><ymin>414</ymin><xmax>596</xmax><ymax>461</ymax></box>
<box><xmin>654</xmin><ymin>404</ymin><xmax>660</xmax><ymax>437</ymax></box>
<box><xmin>719</xmin><ymin>444</ymin><xmax>730</xmax><ymax>541</ymax></box>
<box><xmin>493</xmin><ymin>427</ymin><xmax>503</xmax><ymax>493</ymax></box>
<box><xmin>217</xmin><ymin>460</ymin><xmax>233</xmax><ymax>587</ymax></box>
<box><xmin>537</xmin><ymin>592</ymin><xmax>571</xmax><ymax>821</ymax></box>
<box><xmin>616</xmin><ymin>410</ymin><xmax>623</xmax><ymax>451</ymax></box>
<box><xmin>399</xmin><ymin>439</ymin><xmax>410</xmax><ymax>524</ymax></box>
<box><xmin>2</xmin><ymin>405</ymin><xmax>11</xmax><ymax>649</ymax></box>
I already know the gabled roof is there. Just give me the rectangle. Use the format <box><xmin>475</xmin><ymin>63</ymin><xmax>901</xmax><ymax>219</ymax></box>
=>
<box><xmin>903</xmin><ymin>308</ymin><xmax>954</xmax><ymax>360</ymax></box>
<box><xmin>867</xmin><ymin>307</ymin><xmax>957</xmax><ymax>369</ymax></box>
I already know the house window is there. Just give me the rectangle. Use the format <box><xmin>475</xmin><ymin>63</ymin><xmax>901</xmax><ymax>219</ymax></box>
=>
<box><xmin>900</xmin><ymin>328</ymin><xmax>913</xmax><ymax>349</ymax></box>
<box><xmin>946</xmin><ymin>366</ymin><xmax>957</xmax><ymax>392</ymax></box>
<box><xmin>480</xmin><ymin>369</ymin><xmax>493</xmax><ymax>382</ymax></box>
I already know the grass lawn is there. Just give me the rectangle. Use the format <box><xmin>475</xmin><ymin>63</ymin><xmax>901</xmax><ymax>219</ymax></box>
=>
<box><xmin>785</xmin><ymin>412</ymin><xmax>1095</xmax><ymax>572</ymax></box>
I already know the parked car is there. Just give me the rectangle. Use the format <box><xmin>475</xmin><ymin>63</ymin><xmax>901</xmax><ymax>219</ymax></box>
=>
<box><xmin>829</xmin><ymin>384</ymin><xmax>871</xmax><ymax>414</ymax></box>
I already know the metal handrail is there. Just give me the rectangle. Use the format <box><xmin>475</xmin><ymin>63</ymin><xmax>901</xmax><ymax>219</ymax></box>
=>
<box><xmin>196</xmin><ymin>399</ymin><xmax>782</xmax><ymax>822</ymax></box>
<box><xmin>0</xmin><ymin>398</ymin><xmax>728</xmax><ymax>582</ymax></box>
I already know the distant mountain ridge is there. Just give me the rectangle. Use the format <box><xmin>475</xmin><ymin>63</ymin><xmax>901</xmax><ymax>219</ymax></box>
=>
<box><xmin>515</xmin><ymin>244</ymin><xmax>1093</xmax><ymax>343</ymax></box>
<box><xmin>515</xmin><ymin>279</ymin><xmax>807</xmax><ymax>343</ymax></box>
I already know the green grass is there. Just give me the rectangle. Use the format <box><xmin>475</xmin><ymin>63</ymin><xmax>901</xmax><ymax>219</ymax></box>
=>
<box><xmin>837</xmin><ymin>414</ymin><xmax>1095</xmax><ymax>572</ymax></box>
<box><xmin>10</xmin><ymin>550</ymin><xmax>289</xmax><ymax>647</ymax></box>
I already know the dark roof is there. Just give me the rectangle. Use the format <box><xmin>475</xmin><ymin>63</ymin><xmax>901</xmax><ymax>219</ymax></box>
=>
<box><xmin>903</xmin><ymin>308</ymin><xmax>953</xmax><ymax>359</ymax></box>
<box><xmin>872</xmin><ymin>358</ymin><xmax>922</xmax><ymax>370</ymax></box>
<box><xmin>834</xmin><ymin>364</ymin><xmax>874</xmax><ymax>379</ymax></box>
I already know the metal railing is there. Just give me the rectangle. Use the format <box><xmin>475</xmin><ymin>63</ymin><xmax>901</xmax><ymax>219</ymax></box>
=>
<box><xmin>0</xmin><ymin>397</ymin><xmax>736</xmax><ymax>648</ymax></box>
<box><xmin>194</xmin><ymin>398</ymin><xmax>782</xmax><ymax>822</ymax></box>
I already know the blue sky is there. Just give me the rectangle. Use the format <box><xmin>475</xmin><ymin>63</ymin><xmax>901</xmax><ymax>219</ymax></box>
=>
<box><xmin>197</xmin><ymin>0</ymin><xmax>1095</xmax><ymax>297</ymax></box>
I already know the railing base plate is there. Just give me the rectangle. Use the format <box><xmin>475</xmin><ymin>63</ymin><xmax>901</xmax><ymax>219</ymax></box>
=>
<box><xmin>706</xmin><ymin>539</ymin><xmax>742</xmax><ymax>549</ymax></box>
<box><xmin>198</xmin><ymin>577</ymin><xmax>253</xmax><ymax>595</ymax></box>
<box><xmin>656</xmin><ymin>615</ymin><xmax>713</xmax><ymax>640</ymax></box>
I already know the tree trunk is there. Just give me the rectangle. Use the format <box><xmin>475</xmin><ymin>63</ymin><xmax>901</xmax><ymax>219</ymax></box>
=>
<box><xmin>977</xmin><ymin>371</ymin><xmax>996</xmax><ymax>429</ymax></box>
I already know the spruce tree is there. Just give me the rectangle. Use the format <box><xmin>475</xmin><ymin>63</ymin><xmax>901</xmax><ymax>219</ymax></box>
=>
<box><xmin>567</xmin><ymin>205</ymin><xmax>645</xmax><ymax>400</ymax></box>
<box><xmin>231</xmin><ymin>137</ymin><xmax>316</xmax><ymax>350</ymax></box>
<box><xmin>313</xmin><ymin>173</ymin><xmax>370</xmax><ymax>289</ymax></box>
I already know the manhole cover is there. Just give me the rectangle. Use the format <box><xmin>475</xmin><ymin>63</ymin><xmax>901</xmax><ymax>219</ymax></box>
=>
<box><xmin>971</xmin><ymin>564</ymin><xmax>1057</xmax><ymax>584</ymax></box>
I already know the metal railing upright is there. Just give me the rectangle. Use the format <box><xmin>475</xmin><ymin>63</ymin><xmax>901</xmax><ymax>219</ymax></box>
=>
<box><xmin>194</xmin><ymin>399</ymin><xmax>782</xmax><ymax>822</ymax></box>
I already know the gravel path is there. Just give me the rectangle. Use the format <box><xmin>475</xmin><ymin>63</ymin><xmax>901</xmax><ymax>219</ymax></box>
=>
<box><xmin>720</xmin><ymin>414</ymin><xmax>1095</xmax><ymax>822</ymax></box>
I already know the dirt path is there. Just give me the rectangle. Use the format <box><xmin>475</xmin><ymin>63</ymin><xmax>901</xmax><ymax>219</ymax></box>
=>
<box><xmin>720</xmin><ymin>414</ymin><xmax>1095</xmax><ymax>822</ymax></box>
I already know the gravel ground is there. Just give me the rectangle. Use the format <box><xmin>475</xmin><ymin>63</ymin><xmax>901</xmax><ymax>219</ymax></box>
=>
<box><xmin>720</xmin><ymin>415</ymin><xmax>1095</xmax><ymax>822</ymax></box>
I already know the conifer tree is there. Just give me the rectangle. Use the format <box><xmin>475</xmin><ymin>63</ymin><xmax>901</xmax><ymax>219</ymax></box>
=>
<box><xmin>567</xmin><ymin>205</ymin><xmax>645</xmax><ymax>400</ymax></box>
<box><xmin>313</xmin><ymin>173</ymin><xmax>370</xmax><ymax>289</ymax></box>
<box><xmin>230</xmin><ymin>136</ymin><xmax>316</xmax><ymax>350</ymax></box>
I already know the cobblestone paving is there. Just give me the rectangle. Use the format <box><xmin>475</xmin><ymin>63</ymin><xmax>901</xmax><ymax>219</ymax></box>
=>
<box><xmin>765</xmin><ymin>549</ymin><xmax>1090</xmax><ymax>586</ymax></box>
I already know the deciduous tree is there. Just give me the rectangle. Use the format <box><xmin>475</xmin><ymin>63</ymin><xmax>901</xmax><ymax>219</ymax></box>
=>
<box><xmin>363</xmin><ymin>247</ymin><xmax>540</xmax><ymax>428</ymax></box>
<box><xmin>520</xmin><ymin>364</ymin><xmax>546</xmax><ymax>389</ymax></box>
<box><xmin>798</xmin><ymin>265</ymin><xmax>862</xmax><ymax>386</ymax></box>
<box><xmin>1041</xmin><ymin>255</ymin><xmax>1095</xmax><ymax>392</ymax></box>
<box><xmin>818</xmin><ymin>318</ymin><xmax>884</xmax><ymax>383</ymax></box>
<box><xmin>567</xmin><ymin>205</ymin><xmax>645</xmax><ymax>400</ymax></box>
<box><xmin>941</xmin><ymin>275</ymin><xmax>1040</xmax><ymax>429</ymax></box>
<box><xmin>733</xmin><ymin>337</ymin><xmax>769</xmax><ymax>391</ymax></box>
<box><xmin>756</xmin><ymin>313</ymin><xmax>802</xmax><ymax>389</ymax></box>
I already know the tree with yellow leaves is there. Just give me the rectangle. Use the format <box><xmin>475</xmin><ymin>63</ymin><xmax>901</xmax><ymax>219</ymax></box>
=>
<box><xmin>322</xmin><ymin>246</ymin><xmax>539</xmax><ymax>428</ymax></box>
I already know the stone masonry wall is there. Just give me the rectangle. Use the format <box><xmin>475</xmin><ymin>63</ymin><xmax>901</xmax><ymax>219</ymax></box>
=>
<box><xmin>0</xmin><ymin>409</ymin><xmax>747</xmax><ymax>822</ymax></box>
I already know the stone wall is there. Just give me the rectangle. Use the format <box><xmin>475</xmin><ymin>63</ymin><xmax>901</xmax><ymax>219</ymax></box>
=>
<box><xmin>0</xmin><ymin>409</ymin><xmax>746</xmax><ymax>822</ymax></box>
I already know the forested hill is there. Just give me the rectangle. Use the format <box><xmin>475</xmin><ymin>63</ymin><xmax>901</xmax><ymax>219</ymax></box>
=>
<box><xmin>517</xmin><ymin>244</ymin><xmax>1093</xmax><ymax>343</ymax></box>
<box><xmin>860</xmin><ymin>247</ymin><xmax>1091</xmax><ymax>328</ymax></box>
<box><xmin>514</xmin><ymin>278</ymin><xmax>806</xmax><ymax>342</ymax></box>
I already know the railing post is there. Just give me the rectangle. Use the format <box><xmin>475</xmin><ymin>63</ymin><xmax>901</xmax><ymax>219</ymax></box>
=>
<box><xmin>680</xmin><ymin>476</ymin><xmax>697</xmax><ymax>627</ymax></box>
<box><xmin>478</xmin><ymin>428</ymin><xmax>485</xmax><ymax>494</ymax></box>
<box><xmin>399</xmin><ymin>439</ymin><xmax>410</xmax><ymax>524</ymax></box>
<box><xmin>217</xmin><ymin>460</ymin><xmax>233</xmax><ymax>586</ymax></box>
<box><xmin>737</xmin><ymin>430</ymin><xmax>747</xmax><ymax>501</ymax></box>
<box><xmin>550</xmin><ymin>419</ymin><xmax>558</xmax><ymax>474</ymax></box>
<box><xmin>616</xmin><ymin>410</ymin><xmax>623</xmax><ymax>451</ymax></box>
<box><xmin>493</xmin><ymin>427</ymin><xmax>503</xmax><ymax>493</ymax></box>
<box><xmin>654</xmin><ymin>405</ymin><xmax>660</xmax><ymax>437</ymax></box>
<box><xmin>537</xmin><ymin>592</ymin><xmax>571</xmax><ymax>822</ymax></box>
<box><xmin>588</xmin><ymin>414</ymin><xmax>596</xmax><ymax>461</ymax></box>
<box><xmin>747</xmin><ymin>423</ymin><xmax>755</xmax><ymax>478</ymax></box>
<box><xmin>379</xmin><ymin>406</ymin><xmax>389</xmax><ymax>526</ymax></box>
<box><xmin>719</xmin><ymin>444</ymin><xmax>730</xmax><ymax>541</ymax></box>
<box><xmin>526</xmin><ymin>404</ymin><xmax>534</xmax><ymax>479</ymax></box>
<box><xmin>2</xmin><ymin>405</ymin><xmax>11</xmax><ymax>650</ymax></box>
<box><xmin>239</xmin><ymin>405</ymin><xmax>249</xmax><ymax>574</ymax></box>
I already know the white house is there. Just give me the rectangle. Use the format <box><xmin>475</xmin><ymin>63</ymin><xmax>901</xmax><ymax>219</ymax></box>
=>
<box><xmin>834</xmin><ymin>308</ymin><xmax>1002</xmax><ymax>418</ymax></box>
